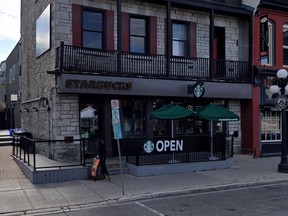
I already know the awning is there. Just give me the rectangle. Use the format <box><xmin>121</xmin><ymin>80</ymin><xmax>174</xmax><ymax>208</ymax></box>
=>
<box><xmin>196</xmin><ymin>104</ymin><xmax>239</xmax><ymax>121</ymax></box>
<box><xmin>150</xmin><ymin>103</ymin><xmax>196</xmax><ymax>120</ymax></box>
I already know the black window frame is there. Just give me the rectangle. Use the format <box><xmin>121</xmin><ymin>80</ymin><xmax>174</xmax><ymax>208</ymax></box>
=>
<box><xmin>129</xmin><ymin>16</ymin><xmax>149</xmax><ymax>54</ymax></box>
<box><xmin>283</xmin><ymin>23</ymin><xmax>288</xmax><ymax>66</ymax></box>
<box><xmin>82</xmin><ymin>9</ymin><xmax>104</xmax><ymax>49</ymax></box>
<box><xmin>260</xmin><ymin>19</ymin><xmax>275</xmax><ymax>66</ymax></box>
<box><xmin>172</xmin><ymin>21</ymin><xmax>189</xmax><ymax>57</ymax></box>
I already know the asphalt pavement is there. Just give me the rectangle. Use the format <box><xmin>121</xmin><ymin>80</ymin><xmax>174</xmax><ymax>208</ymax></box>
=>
<box><xmin>1</xmin><ymin>143</ymin><xmax>288</xmax><ymax>215</ymax></box>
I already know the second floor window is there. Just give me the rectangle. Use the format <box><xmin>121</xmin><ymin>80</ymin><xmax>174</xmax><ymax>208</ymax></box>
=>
<box><xmin>130</xmin><ymin>17</ymin><xmax>147</xmax><ymax>53</ymax></box>
<box><xmin>283</xmin><ymin>24</ymin><xmax>288</xmax><ymax>66</ymax></box>
<box><xmin>261</xmin><ymin>20</ymin><xmax>274</xmax><ymax>66</ymax></box>
<box><xmin>172</xmin><ymin>23</ymin><xmax>188</xmax><ymax>57</ymax></box>
<box><xmin>82</xmin><ymin>11</ymin><xmax>103</xmax><ymax>49</ymax></box>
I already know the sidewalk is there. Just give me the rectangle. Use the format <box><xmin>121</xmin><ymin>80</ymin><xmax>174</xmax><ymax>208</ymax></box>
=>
<box><xmin>1</xmin><ymin>146</ymin><xmax>288</xmax><ymax>216</ymax></box>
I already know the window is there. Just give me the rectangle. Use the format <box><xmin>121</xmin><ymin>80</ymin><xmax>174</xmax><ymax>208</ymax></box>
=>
<box><xmin>283</xmin><ymin>24</ymin><xmax>288</xmax><ymax>66</ymax></box>
<box><xmin>82</xmin><ymin>11</ymin><xmax>103</xmax><ymax>49</ymax></box>
<box><xmin>261</xmin><ymin>111</ymin><xmax>281</xmax><ymax>141</ymax></box>
<box><xmin>121</xmin><ymin>99</ymin><xmax>145</xmax><ymax>137</ymax></box>
<box><xmin>80</xmin><ymin>105</ymin><xmax>98</xmax><ymax>138</ymax></box>
<box><xmin>130</xmin><ymin>17</ymin><xmax>147</xmax><ymax>53</ymax></box>
<box><xmin>152</xmin><ymin>100</ymin><xmax>203</xmax><ymax>136</ymax></box>
<box><xmin>261</xmin><ymin>20</ymin><xmax>274</xmax><ymax>66</ymax></box>
<box><xmin>172</xmin><ymin>23</ymin><xmax>188</xmax><ymax>57</ymax></box>
<box><xmin>262</xmin><ymin>75</ymin><xmax>279</xmax><ymax>103</ymax></box>
<box><xmin>36</xmin><ymin>4</ymin><xmax>50</xmax><ymax>57</ymax></box>
<box><xmin>9</xmin><ymin>65</ymin><xmax>15</xmax><ymax>83</ymax></box>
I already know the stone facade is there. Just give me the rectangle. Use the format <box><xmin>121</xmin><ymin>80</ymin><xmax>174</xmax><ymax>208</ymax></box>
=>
<box><xmin>227</xmin><ymin>100</ymin><xmax>242</xmax><ymax>154</ymax></box>
<box><xmin>20</xmin><ymin>0</ymin><xmax>247</xmax><ymax>161</ymax></box>
<box><xmin>54</xmin><ymin>0</ymin><xmax>240</xmax><ymax>59</ymax></box>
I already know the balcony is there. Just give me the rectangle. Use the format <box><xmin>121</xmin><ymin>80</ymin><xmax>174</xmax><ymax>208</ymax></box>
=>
<box><xmin>55</xmin><ymin>43</ymin><xmax>251</xmax><ymax>83</ymax></box>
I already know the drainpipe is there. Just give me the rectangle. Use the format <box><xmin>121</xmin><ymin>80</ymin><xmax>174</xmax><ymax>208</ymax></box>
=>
<box><xmin>44</xmin><ymin>98</ymin><xmax>52</xmax><ymax>158</ymax></box>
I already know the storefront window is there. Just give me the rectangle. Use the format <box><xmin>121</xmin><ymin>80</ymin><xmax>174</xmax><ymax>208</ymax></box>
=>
<box><xmin>263</xmin><ymin>75</ymin><xmax>279</xmax><ymax>103</ymax></box>
<box><xmin>176</xmin><ymin>118</ymin><xmax>208</xmax><ymax>135</ymax></box>
<box><xmin>261</xmin><ymin>110</ymin><xmax>281</xmax><ymax>141</ymax></box>
<box><xmin>121</xmin><ymin>99</ymin><xmax>145</xmax><ymax>137</ymax></box>
<box><xmin>80</xmin><ymin>104</ymin><xmax>98</xmax><ymax>138</ymax></box>
<box><xmin>152</xmin><ymin>100</ymin><xmax>207</xmax><ymax>136</ymax></box>
<box><xmin>152</xmin><ymin>100</ymin><xmax>169</xmax><ymax>136</ymax></box>
<box><xmin>153</xmin><ymin>119</ymin><xmax>168</xmax><ymax>136</ymax></box>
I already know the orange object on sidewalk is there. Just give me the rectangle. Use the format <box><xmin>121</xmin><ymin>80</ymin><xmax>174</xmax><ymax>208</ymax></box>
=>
<box><xmin>91</xmin><ymin>157</ymin><xmax>100</xmax><ymax>178</ymax></box>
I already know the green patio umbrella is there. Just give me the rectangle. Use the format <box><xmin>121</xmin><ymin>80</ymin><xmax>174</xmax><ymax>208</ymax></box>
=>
<box><xmin>196</xmin><ymin>104</ymin><xmax>239</xmax><ymax>121</ymax></box>
<box><xmin>196</xmin><ymin>104</ymin><xmax>239</xmax><ymax>160</ymax></box>
<box><xmin>150</xmin><ymin>103</ymin><xmax>196</xmax><ymax>120</ymax></box>
<box><xmin>150</xmin><ymin>103</ymin><xmax>196</xmax><ymax>163</ymax></box>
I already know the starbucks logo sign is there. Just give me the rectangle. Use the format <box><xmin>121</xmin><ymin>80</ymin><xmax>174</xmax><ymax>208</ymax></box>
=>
<box><xmin>193</xmin><ymin>82</ymin><xmax>205</xmax><ymax>98</ymax></box>
<box><xmin>143</xmin><ymin>140</ymin><xmax>154</xmax><ymax>153</ymax></box>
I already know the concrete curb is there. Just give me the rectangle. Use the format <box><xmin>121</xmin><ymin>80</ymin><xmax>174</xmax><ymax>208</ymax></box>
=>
<box><xmin>117</xmin><ymin>177</ymin><xmax>288</xmax><ymax>203</ymax></box>
<box><xmin>1</xmin><ymin>178</ymin><xmax>288</xmax><ymax>216</ymax></box>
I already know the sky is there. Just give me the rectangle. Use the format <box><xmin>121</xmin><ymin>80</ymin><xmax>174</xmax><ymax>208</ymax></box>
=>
<box><xmin>0</xmin><ymin>0</ymin><xmax>20</xmax><ymax>63</ymax></box>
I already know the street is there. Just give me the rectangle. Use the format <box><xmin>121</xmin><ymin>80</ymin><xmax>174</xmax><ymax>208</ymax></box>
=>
<box><xmin>51</xmin><ymin>182</ymin><xmax>288</xmax><ymax>216</ymax></box>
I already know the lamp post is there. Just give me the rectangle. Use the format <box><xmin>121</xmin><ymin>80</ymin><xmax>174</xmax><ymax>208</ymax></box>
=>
<box><xmin>269</xmin><ymin>69</ymin><xmax>288</xmax><ymax>173</ymax></box>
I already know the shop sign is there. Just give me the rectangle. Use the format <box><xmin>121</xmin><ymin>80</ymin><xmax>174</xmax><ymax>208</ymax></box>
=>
<box><xmin>192</xmin><ymin>82</ymin><xmax>205</xmax><ymax>98</ymax></box>
<box><xmin>143</xmin><ymin>139</ymin><xmax>183</xmax><ymax>154</ymax></box>
<box><xmin>187</xmin><ymin>81</ymin><xmax>205</xmax><ymax>98</ymax></box>
<box><xmin>66</xmin><ymin>79</ymin><xmax>132</xmax><ymax>91</ymax></box>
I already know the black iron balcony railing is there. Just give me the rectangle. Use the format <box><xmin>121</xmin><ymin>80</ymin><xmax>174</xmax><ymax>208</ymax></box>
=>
<box><xmin>55</xmin><ymin>43</ymin><xmax>251</xmax><ymax>83</ymax></box>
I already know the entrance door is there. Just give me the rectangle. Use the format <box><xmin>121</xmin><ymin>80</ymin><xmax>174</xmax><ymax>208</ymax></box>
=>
<box><xmin>214</xmin><ymin>27</ymin><xmax>226</xmax><ymax>78</ymax></box>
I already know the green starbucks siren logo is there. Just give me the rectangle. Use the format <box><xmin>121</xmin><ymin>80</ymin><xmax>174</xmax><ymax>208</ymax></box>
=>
<box><xmin>193</xmin><ymin>81</ymin><xmax>205</xmax><ymax>98</ymax></box>
<box><xmin>143</xmin><ymin>140</ymin><xmax>154</xmax><ymax>153</ymax></box>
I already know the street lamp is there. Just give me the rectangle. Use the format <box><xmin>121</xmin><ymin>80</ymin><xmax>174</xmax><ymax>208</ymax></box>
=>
<box><xmin>269</xmin><ymin>69</ymin><xmax>288</xmax><ymax>173</ymax></box>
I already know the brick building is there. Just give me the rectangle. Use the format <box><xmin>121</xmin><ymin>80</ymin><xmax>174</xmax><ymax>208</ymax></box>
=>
<box><xmin>253</xmin><ymin>0</ymin><xmax>288</xmax><ymax>156</ymax></box>
<box><xmin>20</xmin><ymin>0</ymin><xmax>254</xmax><ymax>168</ymax></box>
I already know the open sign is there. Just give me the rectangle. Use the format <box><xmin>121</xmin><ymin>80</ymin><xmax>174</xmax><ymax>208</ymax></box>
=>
<box><xmin>156</xmin><ymin>140</ymin><xmax>183</xmax><ymax>152</ymax></box>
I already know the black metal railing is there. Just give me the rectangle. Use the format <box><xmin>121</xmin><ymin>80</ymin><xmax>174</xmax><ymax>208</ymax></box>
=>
<box><xmin>124</xmin><ymin>134</ymin><xmax>234</xmax><ymax>166</ymax></box>
<box><xmin>11</xmin><ymin>136</ymin><xmax>105</xmax><ymax>170</ymax></box>
<box><xmin>55</xmin><ymin>43</ymin><xmax>251</xmax><ymax>83</ymax></box>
